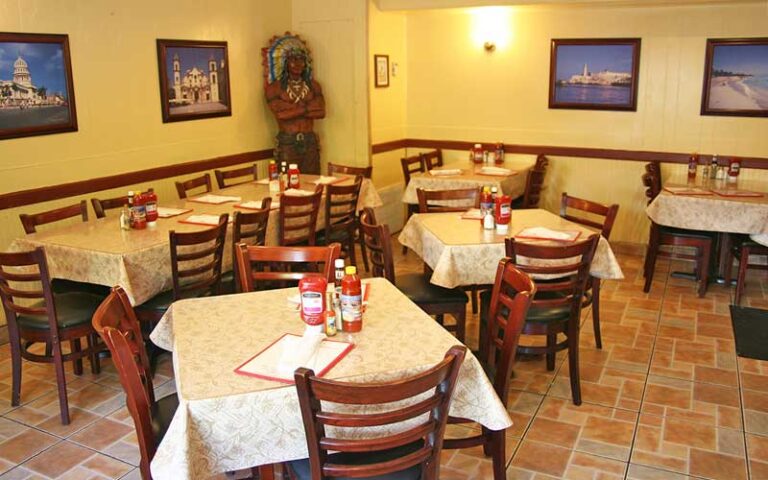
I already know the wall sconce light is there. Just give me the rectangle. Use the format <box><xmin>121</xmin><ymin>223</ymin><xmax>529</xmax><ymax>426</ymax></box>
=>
<box><xmin>470</xmin><ymin>7</ymin><xmax>512</xmax><ymax>53</ymax></box>
<box><xmin>484</xmin><ymin>41</ymin><xmax>496</xmax><ymax>52</ymax></box>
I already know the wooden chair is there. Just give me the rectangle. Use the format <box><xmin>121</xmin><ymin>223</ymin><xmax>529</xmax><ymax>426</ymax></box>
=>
<box><xmin>279</xmin><ymin>184</ymin><xmax>323</xmax><ymax>246</ymax></box>
<box><xmin>360</xmin><ymin>208</ymin><xmax>468</xmax><ymax>341</ymax></box>
<box><xmin>19</xmin><ymin>200</ymin><xmax>88</xmax><ymax>234</ymax></box>
<box><xmin>326</xmin><ymin>163</ymin><xmax>373</xmax><ymax>272</ymax></box>
<box><xmin>327</xmin><ymin>162</ymin><xmax>373</xmax><ymax>179</ymax></box>
<box><xmin>513</xmin><ymin>154</ymin><xmax>549</xmax><ymax>209</ymax></box>
<box><xmin>135</xmin><ymin>214</ymin><xmax>229</xmax><ymax>324</ymax></box>
<box><xmin>214</xmin><ymin>164</ymin><xmax>258</xmax><ymax>189</ymax></box>
<box><xmin>560</xmin><ymin>192</ymin><xmax>619</xmax><ymax>349</ymax></box>
<box><xmin>401</xmin><ymin>154</ymin><xmax>427</xmax><ymax>254</ymax></box>
<box><xmin>91</xmin><ymin>195</ymin><xmax>130</xmax><ymax>219</ymax></box>
<box><xmin>289</xmin><ymin>345</ymin><xmax>466</xmax><ymax>480</ymax></box>
<box><xmin>320</xmin><ymin>176</ymin><xmax>363</xmax><ymax>267</ymax></box>
<box><xmin>175</xmin><ymin>173</ymin><xmax>212</xmax><ymax>199</ymax></box>
<box><xmin>416</xmin><ymin>187</ymin><xmax>481</xmax><ymax>213</ymax></box>
<box><xmin>444</xmin><ymin>259</ymin><xmax>535</xmax><ymax>480</ymax></box>
<box><xmin>642</xmin><ymin>171</ymin><xmax>713</xmax><ymax>297</ymax></box>
<box><xmin>505</xmin><ymin>235</ymin><xmax>599</xmax><ymax>405</ymax></box>
<box><xmin>724</xmin><ymin>237</ymin><xmax>768</xmax><ymax>305</ymax></box>
<box><xmin>235</xmin><ymin>243</ymin><xmax>341</xmax><ymax>292</ymax></box>
<box><xmin>422</xmin><ymin>149</ymin><xmax>444</xmax><ymax>170</ymax></box>
<box><xmin>0</xmin><ymin>247</ymin><xmax>104</xmax><ymax>424</ymax></box>
<box><xmin>223</xmin><ymin>197</ymin><xmax>272</xmax><ymax>293</ymax></box>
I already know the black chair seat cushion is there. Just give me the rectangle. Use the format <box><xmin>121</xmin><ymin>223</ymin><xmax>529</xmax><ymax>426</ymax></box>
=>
<box><xmin>316</xmin><ymin>227</ymin><xmax>354</xmax><ymax>245</ymax></box>
<box><xmin>151</xmin><ymin>393</ymin><xmax>179</xmax><ymax>443</ymax></box>
<box><xmin>479</xmin><ymin>288</ymin><xmax>571</xmax><ymax>325</ymax></box>
<box><xmin>51</xmin><ymin>279</ymin><xmax>111</xmax><ymax>297</ymax></box>
<box><xmin>659</xmin><ymin>226</ymin><xmax>716</xmax><ymax>239</ymax></box>
<box><xmin>16</xmin><ymin>292</ymin><xmax>103</xmax><ymax>331</ymax></box>
<box><xmin>137</xmin><ymin>289</ymin><xmax>174</xmax><ymax>313</ymax></box>
<box><xmin>288</xmin><ymin>441</ymin><xmax>423</xmax><ymax>480</ymax></box>
<box><xmin>395</xmin><ymin>274</ymin><xmax>468</xmax><ymax>305</ymax></box>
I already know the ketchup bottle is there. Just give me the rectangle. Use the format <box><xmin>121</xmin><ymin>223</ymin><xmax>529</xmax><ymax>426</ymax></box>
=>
<box><xmin>472</xmin><ymin>144</ymin><xmax>484</xmax><ymax>165</ymax></box>
<box><xmin>269</xmin><ymin>160</ymin><xmax>278</xmax><ymax>181</ymax></box>
<box><xmin>132</xmin><ymin>191</ymin><xmax>147</xmax><ymax>230</ymax></box>
<box><xmin>687</xmin><ymin>153</ymin><xmax>699</xmax><ymax>182</ymax></box>
<box><xmin>288</xmin><ymin>163</ymin><xmax>301</xmax><ymax>189</ymax></box>
<box><xmin>340</xmin><ymin>266</ymin><xmax>362</xmax><ymax>332</ymax></box>
<box><xmin>144</xmin><ymin>188</ymin><xmax>158</xmax><ymax>226</ymax></box>
<box><xmin>299</xmin><ymin>277</ymin><xmax>327</xmax><ymax>333</ymax></box>
<box><xmin>727</xmin><ymin>157</ymin><xmax>741</xmax><ymax>183</ymax></box>
<box><xmin>495</xmin><ymin>194</ymin><xmax>511</xmax><ymax>233</ymax></box>
<box><xmin>494</xmin><ymin>142</ymin><xmax>505</xmax><ymax>165</ymax></box>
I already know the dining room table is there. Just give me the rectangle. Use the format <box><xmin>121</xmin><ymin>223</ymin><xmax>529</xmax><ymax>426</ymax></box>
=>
<box><xmin>397</xmin><ymin>208</ymin><xmax>624</xmax><ymax>289</ymax></box>
<box><xmin>148</xmin><ymin>277</ymin><xmax>513</xmax><ymax>480</ymax></box>
<box><xmin>401</xmin><ymin>162</ymin><xmax>531</xmax><ymax>207</ymax></box>
<box><xmin>9</xmin><ymin>174</ymin><xmax>382</xmax><ymax>305</ymax></box>
<box><xmin>645</xmin><ymin>175</ymin><xmax>768</xmax><ymax>277</ymax></box>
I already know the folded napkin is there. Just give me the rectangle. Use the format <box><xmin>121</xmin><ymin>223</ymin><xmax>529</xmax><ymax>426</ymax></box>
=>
<box><xmin>180</xmin><ymin>214</ymin><xmax>231</xmax><ymax>226</ymax></box>
<box><xmin>235</xmin><ymin>201</ymin><xmax>268</xmax><ymax>210</ymax></box>
<box><xmin>461</xmin><ymin>208</ymin><xmax>484</xmax><ymax>220</ymax></box>
<box><xmin>479</xmin><ymin>166</ymin><xmax>513</xmax><ymax>176</ymax></box>
<box><xmin>313</xmin><ymin>176</ymin><xmax>343</xmax><ymax>185</ymax></box>
<box><xmin>189</xmin><ymin>194</ymin><xmax>242</xmax><ymax>204</ymax></box>
<box><xmin>663</xmin><ymin>186</ymin><xmax>712</xmax><ymax>196</ymax></box>
<box><xmin>156</xmin><ymin>207</ymin><xmax>191</xmax><ymax>218</ymax></box>
<box><xmin>283</xmin><ymin>188</ymin><xmax>317</xmax><ymax>197</ymax></box>
<box><xmin>277</xmin><ymin>332</ymin><xmax>326</xmax><ymax>374</ymax></box>
<box><xmin>429</xmin><ymin>168</ymin><xmax>462</xmax><ymax>176</ymax></box>
<box><xmin>516</xmin><ymin>227</ymin><xmax>580</xmax><ymax>242</ymax></box>
<box><xmin>255</xmin><ymin>178</ymin><xmax>270</xmax><ymax>185</ymax></box>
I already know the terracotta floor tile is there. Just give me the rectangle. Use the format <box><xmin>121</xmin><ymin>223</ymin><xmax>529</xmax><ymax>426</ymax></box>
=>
<box><xmin>747</xmin><ymin>433</ymin><xmax>768</xmax><ymax>479</ymax></box>
<box><xmin>0</xmin><ymin>427</ymin><xmax>59</xmax><ymax>465</ymax></box>
<box><xmin>505</xmin><ymin>390</ymin><xmax>543</xmax><ymax>437</ymax></box>
<box><xmin>549</xmin><ymin>360</ymin><xmax>645</xmax><ymax>411</ymax></box>
<box><xmin>21</xmin><ymin>441</ymin><xmax>94</xmax><ymax>478</ymax></box>
<box><xmin>69</xmin><ymin>418</ymin><xmax>134</xmax><ymax>451</ymax></box>
<box><xmin>626</xmin><ymin>463</ymin><xmax>701</xmax><ymax>479</ymax></box>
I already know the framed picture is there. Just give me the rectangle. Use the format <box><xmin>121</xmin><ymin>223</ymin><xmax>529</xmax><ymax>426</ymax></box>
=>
<box><xmin>0</xmin><ymin>32</ymin><xmax>78</xmax><ymax>140</ymax></box>
<box><xmin>701</xmin><ymin>38</ymin><xmax>768</xmax><ymax>117</ymax></box>
<box><xmin>374</xmin><ymin>54</ymin><xmax>389</xmax><ymax>88</ymax></box>
<box><xmin>156</xmin><ymin>39</ymin><xmax>231</xmax><ymax>123</ymax></box>
<box><xmin>549</xmin><ymin>38</ymin><xmax>641</xmax><ymax>111</ymax></box>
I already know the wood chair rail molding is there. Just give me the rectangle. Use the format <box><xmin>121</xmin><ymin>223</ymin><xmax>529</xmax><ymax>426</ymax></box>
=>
<box><xmin>0</xmin><ymin>149</ymin><xmax>273</xmax><ymax>211</ymax></box>
<box><xmin>373</xmin><ymin>138</ymin><xmax>768</xmax><ymax>169</ymax></box>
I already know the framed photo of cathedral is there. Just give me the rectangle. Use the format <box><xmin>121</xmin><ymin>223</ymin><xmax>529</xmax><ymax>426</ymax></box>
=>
<box><xmin>549</xmin><ymin>38</ymin><xmax>641</xmax><ymax>111</ymax></box>
<box><xmin>0</xmin><ymin>32</ymin><xmax>78</xmax><ymax>140</ymax></box>
<box><xmin>156</xmin><ymin>39</ymin><xmax>231</xmax><ymax>123</ymax></box>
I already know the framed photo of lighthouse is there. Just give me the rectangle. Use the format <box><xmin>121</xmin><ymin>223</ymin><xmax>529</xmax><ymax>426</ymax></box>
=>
<box><xmin>0</xmin><ymin>32</ymin><xmax>78</xmax><ymax>140</ymax></box>
<box><xmin>549</xmin><ymin>38</ymin><xmax>641</xmax><ymax>111</ymax></box>
<box><xmin>156</xmin><ymin>39</ymin><xmax>231</xmax><ymax>123</ymax></box>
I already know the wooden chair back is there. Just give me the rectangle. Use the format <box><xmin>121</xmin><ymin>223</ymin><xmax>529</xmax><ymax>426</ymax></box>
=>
<box><xmin>645</xmin><ymin>161</ymin><xmax>662</xmax><ymax>194</ymax></box>
<box><xmin>0</xmin><ymin>247</ymin><xmax>57</xmax><ymax>331</ymax></box>
<box><xmin>401</xmin><ymin>154</ymin><xmax>426</xmax><ymax>184</ymax></box>
<box><xmin>92</xmin><ymin>286</ymin><xmax>154</xmax><ymax>405</ymax></box>
<box><xmin>91</xmin><ymin>195</ymin><xmax>131</xmax><ymax>219</ymax></box>
<box><xmin>175</xmin><ymin>173</ymin><xmax>212</xmax><ymax>199</ymax></box>
<box><xmin>232</xmin><ymin>198</ymin><xmax>272</xmax><ymax>293</ymax></box>
<box><xmin>170</xmin><ymin>214</ymin><xmax>228</xmax><ymax>300</ymax></box>
<box><xmin>279</xmin><ymin>185</ymin><xmax>323</xmax><ymax>246</ymax></box>
<box><xmin>214</xmin><ymin>164</ymin><xmax>258</xmax><ymax>189</ymax></box>
<box><xmin>19</xmin><ymin>200</ymin><xmax>88</xmax><ymax>234</ymax></box>
<box><xmin>642</xmin><ymin>172</ymin><xmax>661</xmax><ymax>204</ymax></box>
<box><xmin>534</xmin><ymin>154</ymin><xmax>549</xmax><ymax>170</ymax></box>
<box><xmin>235</xmin><ymin>243</ymin><xmax>341</xmax><ymax>292</ymax></box>
<box><xmin>422</xmin><ymin>149</ymin><xmax>444</xmax><ymax>170</ymax></box>
<box><xmin>359</xmin><ymin>208</ymin><xmax>396</xmax><ymax>283</ymax></box>
<box><xmin>519</xmin><ymin>161</ymin><xmax>548</xmax><ymax>209</ymax></box>
<box><xmin>101</xmin><ymin>326</ymin><xmax>157</xmax><ymax>480</ymax></box>
<box><xmin>417</xmin><ymin>187</ymin><xmax>481</xmax><ymax>213</ymax></box>
<box><xmin>324</xmin><ymin>176</ymin><xmax>362</xmax><ymax>239</ymax></box>
<box><xmin>327</xmin><ymin>162</ymin><xmax>372</xmax><ymax>179</ymax></box>
<box><xmin>505</xmin><ymin>235</ymin><xmax>599</xmax><ymax>320</ymax></box>
<box><xmin>560</xmin><ymin>193</ymin><xmax>619</xmax><ymax>240</ymax></box>
<box><xmin>294</xmin><ymin>345</ymin><xmax>467</xmax><ymax>480</ymax></box>
<box><xmin>482</xmin><ymin>259</ymin><xmax>535</xmax><ymax>401</ymax></box>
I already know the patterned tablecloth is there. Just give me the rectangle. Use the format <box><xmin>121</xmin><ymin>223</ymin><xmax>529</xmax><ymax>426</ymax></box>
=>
<box><xmin>398</xmin><ymin>209</ymin><xmax>624</xmax><ymax>288</ymax></box>
<box><xmin>9</xmin><ymin>176</ymin><xmax>382</xmax><ymax>305</ymax></box>
<box><xmin>148</xmin><ymin>277</ymin><xmax>512</xmax><ymax>480</ymax></box>
<box><xmin>645</xmin><ymin>178</ymin><xmax>768</xmax><ymax>235</ymax></box>
<box><xmin>752</xmin><ymin>234</ymin><xmax>768</xmax><ymax>247</ymax></box>
<box><xmin>402</xmin><ymin>164</ymin><xmax>530</xmax><ymax>205</ymax></box>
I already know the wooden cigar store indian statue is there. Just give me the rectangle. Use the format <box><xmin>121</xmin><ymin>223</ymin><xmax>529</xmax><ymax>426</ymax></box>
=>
<box><xmin>263</xmin><ymin>33</ymin><xmax>326</xmax><ymax>174</ymax></box>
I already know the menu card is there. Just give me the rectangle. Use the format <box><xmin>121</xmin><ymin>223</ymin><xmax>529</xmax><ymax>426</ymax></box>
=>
<box><xmin>663</xmin><ymin>186</ymin><xmax>713</xmax><ymax>196</ymax></box>
<box><xmin>429</xmin><ymin>168</ymin><xmax>462</xmax><ymax>176</ymax></box>
<box><xmin>313</xmin><ymin>176</ymin><xmax>346</xmax><ymax>185</ymax></box>
<box><xmin>283</xmin><ymin>189</ymin><xmax>317</xmax><ymax>197</ymax></box>
<box><xmin>460</xmin><ymin>208</ymin><xmax>484</xmax><ymax>220</ymax></box>
<box><xmin>235</xmin><ymin>201</ymin><xmax>271</xmax><ymax>211</ymax></box>
<box><xmin>188</xmin><ymin>194</ymin><xmax>242</xmax><ymax>204</ymax></box>
<box><xmin>477</xmin><ymin>166</ymin><xmax>514</xmax><ymax>176</ymax></box>
<box><xmin>710</xmin><ymin>188</ymin><xmax>764</xmax><ymax>198</ymax></box>
<box><xmin>179</xmin><ymin>214</ymin><xmax>231</xmax><ymax>226</ymax></box>
<box><xmin>234</xmin><ymin>333</ymin><xmax>354</xmax><ymax>383</ymax></box>
<box><xmin>156</xmin><ymin>207</ymin><xmax>192</xmax><ymax>218</ymax></box>
<box><xmin>515</xmin><ymin>227</ymin><xmax>581</xmax><ymax>242</ymax></box>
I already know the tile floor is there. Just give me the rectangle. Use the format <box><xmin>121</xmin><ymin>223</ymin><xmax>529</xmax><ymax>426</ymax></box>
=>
<box><xmin>0</xmin><ymin>239</ymin><xmax>766</xmax><ymax>479</ymax></box>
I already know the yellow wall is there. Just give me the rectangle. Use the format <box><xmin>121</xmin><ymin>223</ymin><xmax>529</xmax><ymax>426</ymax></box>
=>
<box><xmin>0</xmin><ymin>0</ymin><xmax>292</xmax><ymax>249</ymax></box>
<box><xmin>371</xmin><ymin>2</ymin><xmax>768</xmax><ymax>243</ymax></box>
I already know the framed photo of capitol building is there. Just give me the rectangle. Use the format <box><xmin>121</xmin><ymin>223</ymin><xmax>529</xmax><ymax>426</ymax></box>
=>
<box><xmin>0</xmin><ymin>32</ymin><xmax>78</xmax><ymax>140</ymax></box>
<box><xmin>549</xmin><ymin>38</ymin><xmax>641</xmax><ymax>111</ymax></box>
<box><xmin>701</xmin><ymin>38</ymin><xmax>768</xmax><ymax>118</ymax></box>
<box><xmin>156</xmin><ymin>39</ymin><xmax>231</xmax><ymax>123</ymax></box>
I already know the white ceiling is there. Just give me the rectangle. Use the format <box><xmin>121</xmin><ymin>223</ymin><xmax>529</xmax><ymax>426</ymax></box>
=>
<box><xmin>374</xmin><ymin>0</ymin><xmax>763</xmax><ymax>11</ymax></box>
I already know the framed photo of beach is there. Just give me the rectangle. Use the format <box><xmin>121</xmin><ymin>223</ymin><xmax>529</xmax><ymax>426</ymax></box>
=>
<box><xmin>549</xmin><ymin>38</ymin><xmax>641</xmax><ymax>111</ymax></box>
<box><xmin>0</xmin><ymin>32</ymin><xmax>78</xmax><ymax>141</ymax></box>
<box><xmin>156</xmin><ymin>39</ymin><xmax>231</xmax><ymax>123</ymax></box>
<box><xmin>701</xmin><ymin>38</ymin><xmax>768</xmax><ymax>117</ymax></box>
